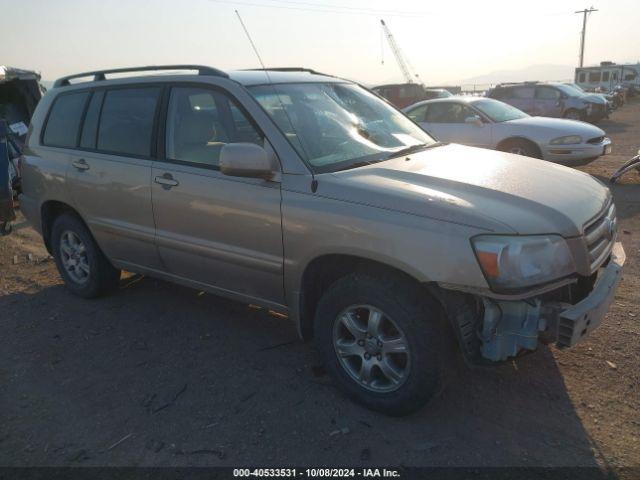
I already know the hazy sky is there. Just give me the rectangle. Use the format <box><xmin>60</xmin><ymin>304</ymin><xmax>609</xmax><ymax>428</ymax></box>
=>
<box><xmin>3</xmin><ymin>0</ymin><xmax>639</xmax><ymax>85</ymax></box>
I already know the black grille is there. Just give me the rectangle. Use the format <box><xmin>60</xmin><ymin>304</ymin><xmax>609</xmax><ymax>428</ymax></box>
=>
<box><xmin>587</xmin><ymin>136</ymin><xmax>605</xmax><ymax>144</ymax></box>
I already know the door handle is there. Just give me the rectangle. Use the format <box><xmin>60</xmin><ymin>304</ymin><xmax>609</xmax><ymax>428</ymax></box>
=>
<box><xmin>72</xmin><ymin>159</ymin><xmax>90</xmax><ymax>171</ymax></box>
<box><xmin>154</xmin><ymin>173</ymin><xmax>179</xmax><ymax>189</ymax></box>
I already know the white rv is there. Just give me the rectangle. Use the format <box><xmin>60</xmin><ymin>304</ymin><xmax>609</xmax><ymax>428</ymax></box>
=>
<box><xmin>575</xmin><ymin>61</ymin><xmax>640</xmax><ymax>91</ymax></box>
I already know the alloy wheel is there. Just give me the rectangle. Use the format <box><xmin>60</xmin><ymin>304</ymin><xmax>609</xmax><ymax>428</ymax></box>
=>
<box><xmin>332</xmin><ymin>305</ymin><xmax>410</xmax><ymax>393</ymax></box>
<box><xmin>59</xmin><ymin>230</ymin><xmax>90</xmax><ymax>284</ymax></box>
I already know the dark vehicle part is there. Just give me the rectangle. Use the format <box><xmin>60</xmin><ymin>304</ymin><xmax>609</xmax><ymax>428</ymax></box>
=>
<box><xmin>610</xmin><ymin>150</ymin><xmax>640</xmax><ymax>184</ymax></box>
<box><xmin>0</xmin><ymin>120</ymin><xmax>16</xmax><ymax>233</ymax></box>
<box><xmin>0</xmin><ymin>66</ymin><xmax>44</xmax><ymax>141</ymax></box>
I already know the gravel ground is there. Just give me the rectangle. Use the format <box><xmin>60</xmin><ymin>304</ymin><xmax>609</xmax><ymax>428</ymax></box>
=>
<box><xmin>1</xmin><ymin>99</ymin><xmax>639</xmax><ymax>474</ymax></box>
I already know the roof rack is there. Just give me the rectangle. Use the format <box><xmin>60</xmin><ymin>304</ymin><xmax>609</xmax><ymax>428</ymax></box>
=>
<box><xmin>496</xmin><ymin>80</ymin><xmax>541</xmax><ymax>86</ymax></box>
<box><xmin>245</xmin><ymin>67</ymin><xmax>322</xmax><ymax>74</ymax></box>
<box><xmin>53</xmin><ymin>65</ymin><xmax>228</xmax><ymax>88</ymax></box>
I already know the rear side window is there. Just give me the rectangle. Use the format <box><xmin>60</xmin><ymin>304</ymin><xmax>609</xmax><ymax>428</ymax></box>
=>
<box><xmin>535</xmin><ymin>86</ymin><xmax>561</xmax><ymax>100</ymax></box>
<box><xmin>42</xmin><ymin>92</ymin><xmax>89</xmax><ymax>148</ymax></box>
<box><xmin>97</xmin><ymin>87</ymin><xmax>161</xmax><ymax>157</ymax></box>
<box><xmin>511</xmin><ymin>87</ymin><xmax>535</xmax><ymax>99</ymax></box>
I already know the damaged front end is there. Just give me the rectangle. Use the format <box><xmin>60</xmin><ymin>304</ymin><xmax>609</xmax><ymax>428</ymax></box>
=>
<box><xmin>437</xmin><ymin>242</ymin><xmax>625</xmax><ymax>364</ymax></box>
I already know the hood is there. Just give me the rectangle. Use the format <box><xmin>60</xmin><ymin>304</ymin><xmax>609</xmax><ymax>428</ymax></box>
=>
<box><xmin>505</xmin><ymin>116</ymin><xmax>605</xmax><ymax>141</ymax></box>
<box><xmin>581</xmin><ymin>93</ymin><xmax>607</xmax><ymax>104</ymax></box>
<box><xmin>319</xmin><ymin>144</ymin><xmax>610</xmax><ymax>236</ymax></box>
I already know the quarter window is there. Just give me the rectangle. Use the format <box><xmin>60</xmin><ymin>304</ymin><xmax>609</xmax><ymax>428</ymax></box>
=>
<box><xmin>43</xmin><ymin>92</ymin><xmax>89</xmax><ymax>148</ymax></box>
<box><xmin>165</xmin><ymin>87</ymin><xmax>262</xmax><ymax>168</ymax></box>
<box><xmin>97</xmin><ymin>87</ymin><xmax>161</xmax><ymax>157</ymax></box>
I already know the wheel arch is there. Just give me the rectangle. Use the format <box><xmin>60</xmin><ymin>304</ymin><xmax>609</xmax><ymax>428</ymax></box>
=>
<box><xmin>496</xmin><ymin>136</ymin><xmax>542</xmax><ymax>158</ymax></box>
<box><xmin>40</xmin><ymin>200</ymin><xmax>87</xmax><ymax>254</ymax></box>
<box><xmin>297</xmin><ymin>253</ymin><xmax>433</xmax><ymax>341</ymax></box>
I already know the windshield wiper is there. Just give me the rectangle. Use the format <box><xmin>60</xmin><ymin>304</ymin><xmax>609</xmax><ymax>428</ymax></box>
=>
<box><xmin>333</xmin><ymin>160</ymin><xmax>378</xmax><ymax>172</ymax></box>
<box><xmin>387</xmin><ymin>142</ymin><xmax>443</xmax><ymax>159</ymax></box>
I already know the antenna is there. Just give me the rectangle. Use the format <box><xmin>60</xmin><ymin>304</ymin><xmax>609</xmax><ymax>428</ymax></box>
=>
<box><xmin>234</xmin><ymin>10</ymin><xmax>313</xmax><ymax>178</ymax></box>
<box><xmin>235</xmin><ymin>10</ymin><xmax>268</xmax><ymax>73</ymax></box>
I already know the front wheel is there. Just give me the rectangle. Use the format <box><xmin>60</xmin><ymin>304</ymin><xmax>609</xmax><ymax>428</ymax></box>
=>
<box><xmin>498</xmin><ymin>139</ymin><xmax>541</xmax><ymax>159</ymax></box>
<box><xmin>313</xmin><ymin>273</ymin><xmax>443</xmax><ymax>416</ymax></box>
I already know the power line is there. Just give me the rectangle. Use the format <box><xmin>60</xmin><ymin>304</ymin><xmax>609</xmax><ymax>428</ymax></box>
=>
<box><xmin>209</xmin><ymin>0</ymin><xmax>433</xmax><ymax>18</ymax></box>
<box><xmin>575</xmin><ymin>7</ymin><xmax>598</xmax><ymax>68</ymax></box>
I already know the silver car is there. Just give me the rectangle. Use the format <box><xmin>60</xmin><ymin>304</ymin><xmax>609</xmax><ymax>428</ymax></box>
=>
<box><xmin>403</xmin><ymin>97</ymin><xmax>612</xmax><ymax>166</ymax></box>
<box><xmin>20</xmin><ymin>66</ymin><xmax>625</xmax><ymax>415</ymax></box>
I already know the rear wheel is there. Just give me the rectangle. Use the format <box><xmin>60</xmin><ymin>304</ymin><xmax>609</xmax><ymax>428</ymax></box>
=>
<box><xmin>313</xmin><ymin>273</ymin><xmax>443</xmax><ymax>416</ymax></box>
<box><xmin>51</xmin><ymin>213</ymin><xmax>121</xmax><ymax>298</ymax></box>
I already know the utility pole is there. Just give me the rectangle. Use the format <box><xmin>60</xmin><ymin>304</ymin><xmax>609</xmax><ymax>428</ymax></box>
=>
<box><xmin>575</xmin><ymin>7</ymin><xmax>598</xmax><ymax>67</ymax></box>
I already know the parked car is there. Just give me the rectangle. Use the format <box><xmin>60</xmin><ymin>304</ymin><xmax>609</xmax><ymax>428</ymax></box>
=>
<box><xmin>403</xmin><ymin>97</ymin><xmax>612</xmax><ymax>166</ymax></box>
<box><xmin>372</xmin><ymin>83</ymin><xmax>452</xmax><ymax>108</ymax></box>
<box><xmin>487</xmin><ymin>82</ymin><xmax>608</xmax><ymax>122</ymax></box>
<box><xmin>564</xmin><ymin>83</ymin><xmax>616</xmax><ymax>113</ymax></box>
<box><xmin>21</xmin><ymin>66</ymin><xmax>625</xmax><ymax>415</ymax></box>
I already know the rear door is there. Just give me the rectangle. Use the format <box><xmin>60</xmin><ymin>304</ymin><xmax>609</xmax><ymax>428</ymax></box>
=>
<box><xmin>419</xmin><ymin>101</ymin><xmax>492</xmax><ymax>147</ymax></box>
<box><xmin>65</xmin><ymin>86</ymin><xmax>163</xmax><ymax>271</ymax></box>
<box><xmin>506</xmin><ymin>86</ymin><xmax>535</xmax><ymax>114</ymax></box>
<box><xmin>534</xmin><ymin>86</ymin><xmax>563</xmax><ymax>117</ymax></box>
<box><xmin>151</xmin><ymin>85</ymin><xmax>284</xmax><ymax>306</ymax></box>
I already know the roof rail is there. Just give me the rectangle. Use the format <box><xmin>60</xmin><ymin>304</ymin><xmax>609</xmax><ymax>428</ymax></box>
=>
<box><xmin>53</xmin><ymin>65</ymin><xmax>228</xmax><ymax>88</ymax></box>
<box><xmin>245</xmin><ymin>67</ymin><xmax>322</xmax><ymax>74</ymax></box>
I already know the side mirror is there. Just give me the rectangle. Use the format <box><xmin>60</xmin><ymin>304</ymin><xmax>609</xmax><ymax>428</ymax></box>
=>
<box><xmin>464</xmin><ymin>115</ymin><xmax>483</xmax><ymax>127</ymax></box>
<box><xmin>220</xmin><ymin>143</ymin><xmax>278</xmax><ymax>181</ymax></box>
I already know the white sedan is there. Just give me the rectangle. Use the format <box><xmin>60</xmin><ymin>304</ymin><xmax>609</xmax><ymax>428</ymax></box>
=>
<box><xmin>403</xmin><ymin>97</ymin><xmax>612</xmax><ymax>166</ymax></box>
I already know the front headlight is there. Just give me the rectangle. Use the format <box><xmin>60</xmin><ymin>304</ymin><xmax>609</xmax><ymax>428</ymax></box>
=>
<box><xmin>550</xmin><ymin>135</ymin><xmax>582</xmax><ymax>145</ymax></box>
<box><xmin>472</xmin><ymin>235</ymin><xmax>575</xmax><ymax>291</ymax></box>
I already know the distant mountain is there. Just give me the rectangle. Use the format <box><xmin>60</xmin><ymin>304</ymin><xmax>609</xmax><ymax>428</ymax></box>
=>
<box><xmin>456</xmin><ymin>64</ymin><xmax>575</xmax><ymax>86</ymax></box>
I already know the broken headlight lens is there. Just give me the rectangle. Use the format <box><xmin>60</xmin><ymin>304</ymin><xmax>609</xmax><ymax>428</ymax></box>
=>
<box><xmin>472</xmin><ymin>235</ymin><xmax>575</xmax><ymax>291</ymax></box>
<box><xmin>550</xmin><ymin>135</ymin><xmax>582</xmax><ymax>145</ymax></box>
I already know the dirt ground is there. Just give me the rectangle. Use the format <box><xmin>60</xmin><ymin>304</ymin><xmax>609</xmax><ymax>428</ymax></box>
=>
<box><xmin>1</xmin><ymin>100</ymin><xmax>639</xmax><ymax>474</ymax></box>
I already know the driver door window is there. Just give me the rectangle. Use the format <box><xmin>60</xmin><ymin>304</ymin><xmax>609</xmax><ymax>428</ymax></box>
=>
<box><xmin>423</xmin><ymin>102</ymin><xmax>489</xmax><ymax>147</ymax></box>
<box><xmin>165</xmin><ymin>87</ymin><xmax>262</xmax><ymax>169</ymax></box>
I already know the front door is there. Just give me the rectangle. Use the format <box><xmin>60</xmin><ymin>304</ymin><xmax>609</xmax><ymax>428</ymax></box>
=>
<box><xmin>67</xmin><ymin>86</ymin><xmax>163</xmax><ymax>270</ymax></box>
<box><xmin>420</xmin><ymin>101</ymin><xmax>492</xmax><ymax>148</ymax></box>
<box><xmin>151</xmin><ymin>86</ymin><xmax>284</xmax><ymax>306</ymax></box>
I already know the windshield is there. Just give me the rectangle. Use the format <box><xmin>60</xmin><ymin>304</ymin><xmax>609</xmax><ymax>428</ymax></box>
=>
<box><xmin>556</xmin><ymin>84</ymin><xmax>585</xmax><ymax>97</ymax></box>
<box><xmin>472</xmin><ymin>98</ymin><xmax>528</xmax><ymax>122</ymax></box>
<box><xmin>249</xmin><ymin>83</ymin><xmax>436</xmax><ymax>173</ymax></box>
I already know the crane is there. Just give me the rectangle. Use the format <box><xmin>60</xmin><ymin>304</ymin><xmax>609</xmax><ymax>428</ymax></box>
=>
<box><xmin>380</xmin><ymin>19</ymin><xmax>421</xmax><ymax>84</ymax></box>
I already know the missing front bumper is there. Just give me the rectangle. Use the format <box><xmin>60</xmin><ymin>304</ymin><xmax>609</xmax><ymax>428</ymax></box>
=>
<box><xmin>478</xmin><ymin>242</ymin><xmax>625</xmax><ymax>362</ymax></box>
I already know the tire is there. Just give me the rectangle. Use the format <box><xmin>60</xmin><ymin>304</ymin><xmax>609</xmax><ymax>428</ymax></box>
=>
<box><xmin>563</xmin><ymin>109</ymin><xmax>583</xmax><ymax>121</ymax></box>
<box><xmin>51</xmin><ymin>213</ymin><xmax>121</xmax><ymax>298</ymax></box>
<box><xmin>313</xmin><ymin>273</ymin><xmax>443</xmax><ymax>416</ymax></box>
<box><xmin>498</xmin><ymin>139</ymin><xmax>541</xmax><ymax>159</ymax></box>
